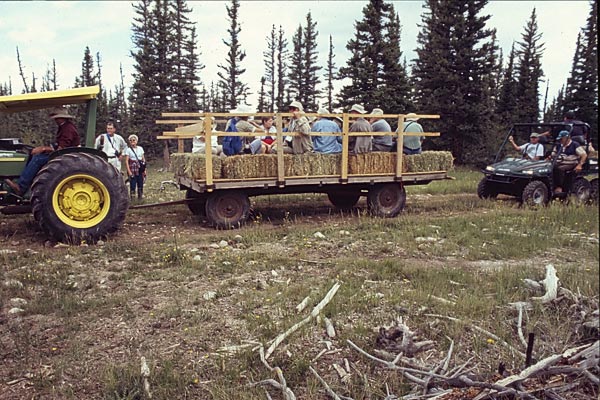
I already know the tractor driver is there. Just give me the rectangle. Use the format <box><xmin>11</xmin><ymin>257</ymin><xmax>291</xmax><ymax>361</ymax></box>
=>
<box><xmin>4</xmin><ymin>107</ymin><xmax>80</xmax><ymax>196</ymax></box>
<box><xmin>508</xmin><ymin>132</ymin><xmax>544</xmax><ymax>161</ymax></box>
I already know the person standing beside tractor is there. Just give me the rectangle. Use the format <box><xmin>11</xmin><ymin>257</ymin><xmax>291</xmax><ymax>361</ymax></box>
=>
<box><xmin>4</xmin><ymin>107</ymin><xmax>80</xmax><ymax>196</ymax></box>
<box><xmin>508</xmin><ymin>132</ymin><xmax>544</xmax><ymax>160</ymax></box>
<box><xmin>95</xmin><ymin>122</ymin><xmax>127</xmax><ymax>173</ymax></box>
<box><xmin>124</xmin><ymin>134</ymin><xmax>146</xmax><ymax>200</ymax></box>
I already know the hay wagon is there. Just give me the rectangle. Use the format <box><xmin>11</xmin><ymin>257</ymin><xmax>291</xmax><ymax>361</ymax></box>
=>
<box><xmin>156</xmin><ymin>111</ymin><xmax>453</xmax><ymax>228</ymax></box>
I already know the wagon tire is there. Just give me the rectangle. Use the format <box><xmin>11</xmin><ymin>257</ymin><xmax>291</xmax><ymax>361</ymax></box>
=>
<box><xmin>327</xmin><ymin>191</ymin><xmax>361</xmax><ymax>210</ymax></box>
<box><xmin>367</xmin><ymin>183</ymin><xmax>406</xmax><ymax>218</ymax></box>
<box><xmin>186</xmin><ymin>189</ymin><xmax>207</xmax><ymax>216</ymax></box>
<box><xmin>205</xmin><ymin>190</ymin><xmax>250</xmax><ymax>229</ymax></box>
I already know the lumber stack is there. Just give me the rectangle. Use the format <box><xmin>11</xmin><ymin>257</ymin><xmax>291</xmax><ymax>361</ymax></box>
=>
<box><xmin>171</xmin><ymin>151</ymin><xmax>453</xmax><ymax>180</ymax></box>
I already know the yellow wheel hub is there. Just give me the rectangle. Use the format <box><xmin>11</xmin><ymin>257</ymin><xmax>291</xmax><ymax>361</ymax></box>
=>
<box><xmin>52</xmin><ymin>174</ymin><xmax>110</xmax><ymax>229</ymax></box>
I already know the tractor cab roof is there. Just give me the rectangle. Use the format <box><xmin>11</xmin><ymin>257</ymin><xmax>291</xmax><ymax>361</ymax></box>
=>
<box><xmin>0</xmin><ymin>86</ymin><xmax>99</xmax><ymax>114</ymax></box>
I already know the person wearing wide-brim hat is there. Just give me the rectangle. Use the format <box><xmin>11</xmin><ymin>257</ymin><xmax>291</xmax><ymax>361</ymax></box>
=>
<box><xmin>369</xmin><ymin>108</ymin><xmax>393</xmax><ymax>152</ymax></box>
<box><xmin>312</xmin><ymin>107</ymin><xmax>342</xmax><ymax>154</ymax></box>
<box><xmin>348</xmin><ymin>104</ymin><xmax>372</xmax><ymax>154</ymax></box>
<box><xmin>401</xmin><ymin>112</ymin><xmax>425</xmax><ymax>155</ymax></box>
<box><xmin>4</xmin><ymin>107</ymin><xmax>80</xmax><ymax>196</ymax></box>
<box><xmin>271</xmin><ymin>100</ymin><xmax>313</xmax><ymax>154</ymax></box>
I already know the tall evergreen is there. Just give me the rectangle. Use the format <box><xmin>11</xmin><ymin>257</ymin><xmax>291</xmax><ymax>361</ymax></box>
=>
<box><xmin>257</xmin><ymin>77</ymin><xmax>267</xmax><ymax>112</ymax></box>
<box><xmin>412</xmin><ymin>0</ymin><xmax>499</xmax><ymax>165</ymax></box>
<box><xmin>217</xmin><ymin>0</ymin><xmax>249</xmax><ymax>109</ymax></box>
<box><xmin>301</xmin><ymin>12</ymin><xmax>321</xmax><ymax>111</ymax></box>
<box><xmin>288</xmin><ymin>25</ymin><xmax>304</xmax><ymax>103</ymax></box>
<box><xmin>275</xmin><ymin>26</ymin><xmax>288</xmax><ymax>111</ymax></box>
<box><xmin>496</xmin><ymin>43</ymin><xmax>519</xmax><ymax>128</ymax></box>
<box><xmin>263</xmin><ymin>25</ymin><xmax>277</xmax><ymax>112</ymax></box>
<box><xmin>325</xmin><ymin>35</ymin><xmax>336</xmax><ymax>111</ymax></box>
<box><xmin>338</xmin><ymin>0</ymin><xmax>411</xmax><ymax>113</ymax></box>
<box><xmin>514</xmin><ymin>8</ymin><xmax>545</xmax><ymax>123</ymax></box>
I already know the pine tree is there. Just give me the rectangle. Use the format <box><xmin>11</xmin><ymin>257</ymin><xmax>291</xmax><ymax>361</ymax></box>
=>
<box><xmin>257</xmin><ymin>77</ymin><xmax>267</xmax><ymax>112</ymax></box>
<box><xmin>301</xmin><ymin>12</ymin><xmax>321</xmax><ymax>111</ymax></box>
<box><xmin>338</xmin><ymin>0</ymin><xmax>411</xmax><ymax>113</ymax></box>
<box><xmin>325</xmin><ymin>35</ymin><xmax>336</xmax><ymax>111</ymax></box>
<box><xmin>496</xmin><ymin>43</ymin><xmax>519</xmax><ymax>128</ymax></box>
<box><xmin>275</xmin><ymin>26</ymin><xmax>288</xmax><ymax>111</ymax></box>
<box><xmin>412</xmin><ymin>0</ymin><xmax>499</xmax><ymax>165</ymax></box>
<box><xmin>514</xmin><ymin>8</ymin><xmax>545</xmax><ymax>123</ymax></box>
<box><xmin>263</xmin><ymin>25</ymin><xmax>277</xmax><ymax>112</ymax></box>
<box><xmin>217</xmin><ymin>0</ymin><xmax>249</xmax><ymax>109</ymax></box>
<box><xmin>288</xmin><ymin>24</ymin><xmax>304</xmax><ymax>103</ymax></box>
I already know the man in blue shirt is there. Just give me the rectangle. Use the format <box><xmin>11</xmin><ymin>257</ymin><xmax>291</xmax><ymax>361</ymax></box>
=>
<box><xmin>312</xmin><ymin>107</ymin><xmax>342</xmax><ymax>154</ymax></box>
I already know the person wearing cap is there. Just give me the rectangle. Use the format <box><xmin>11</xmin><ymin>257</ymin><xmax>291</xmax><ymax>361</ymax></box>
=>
<box><xmin>508</xmin><ymin>132</ymin><xmax>544</xmax><ymax>161</ymax></box>
<box><xmin>549</xmin><ymin>130</ymin><xmax>588</xmax><ymax>193</ymax></box>
<box><xmin>5</xmin><ymin>107</ymin><xmax>80</xmax><ymax>196</ymax></box>
<box><xmin>400</xmin><ymin>113</ymin><xmax>424</xmax><ymax>155</ymax></box>
<box><xmin>369</xmin><ymin>108</ymin><xmax>393</xmax><ymax>152</ymax></box>
<box><xmin>312</xmin><ymin>107</ymin><xmax>342</xmax><ymax>154</ymax></box>
<box><xmin>348</xmin><ymin>104</ymin><xmax>372</xmax><ymax>154</ymax></box>
<box><xmin>95</xmin><ymin>121</ymin><xmax>128</xmax><ymax>172</ymax></box>
<box><xmin>272</xmin><ymin>101</ymin><xmax>313</xmax><ymax>154</ymax></box>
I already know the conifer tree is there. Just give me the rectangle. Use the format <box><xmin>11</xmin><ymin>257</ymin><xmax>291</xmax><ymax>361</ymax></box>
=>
<box><xmin>301</xmin><ymin>12</ymin><xmax>321</xmax><ymax>111</ymax></box>
<box><xmin>325</xmin><ymin>35</ymin><xmax>336</xmax><ymax>112</ymax></box>
<box><xmin>217</xmin><ymin>0</ymin><xmax>249</xmax><ymax>109</ymax></box>
<box><xmin>275</xmin><ymin>26</ymin><xmax>288</xmax><ymax>111</ymax></box>
<box><xmin>514</xmin><ymin>8</ymin><xmax>545</xmax><ymax>123</ymax></box>
<box><xmin>288</xmin><ymin>25</ymin><xmax>304</xmax><ymax>103</ymax></box>
<box><xmin>257</xmin><ymin>77</ymin><xmax>267</xmax><ymax>112</ymax></box>
<box><xmin>496</xmin><ymin>43</ymin><xmax>519</xmax><ymax>128</ymax></box>
<box><xmin>263</xmin><ymin>25</ymin><xmax>277</xmax><ymax>112</ymax></box>
<box><xmin>412</xmin><ymin>0</ymin><xmax>499</xmax><ymax>165</ymax></box>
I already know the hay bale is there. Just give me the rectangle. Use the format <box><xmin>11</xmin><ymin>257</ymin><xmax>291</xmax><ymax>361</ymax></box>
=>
<box><xmin>405</xmin><ymin>151</ymin><xmax>454</xmax><ymax>172</ymax></box>
<box><xmin>170</xmin><ymin>153</ymin><xmax>223</xmax><ymax>179</ymax></box>
<box><xmin>222</xmin><ymin>153</ymin><xmax>343</xmax><ymax>179</ymax></box>
<box><xmin>222</xmin><ymin>154</ymin><xmax>278</xmax><ymax>179</ymax></box>
<box><xmin>349</xmin><ymin>152</ymin><xmax>401</xmax><ymax>174</ymax></box>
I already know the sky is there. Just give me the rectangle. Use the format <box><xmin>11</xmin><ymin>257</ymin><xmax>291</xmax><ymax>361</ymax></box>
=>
<box><xmin>0</xmin><ymin>1</ymin><xmax>592</xmax><ymax>111</ymax></box>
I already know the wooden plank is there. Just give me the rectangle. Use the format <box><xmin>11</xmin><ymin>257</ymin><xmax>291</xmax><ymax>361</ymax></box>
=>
<box><xmin>276</xmin><ymin>112</ymin><xmax>285</xmax><ymax>185</ymax></box>
<box><xmin>341</xmin><ymin>114</ymin><xmax>349</xmax><ymax>182</ymax></box>
<box><xmin>204</xmin><ymin>116</ymin><xmax>214</xmax><ymax>190</ymax></box>
<box><xmin>177</xmin><ymin>139</ymin><xmax>184</xmax><ymax>153</ymax></box>
<box><xmin>396</xmin><ymin>116</ymin><xmax>405</xmax><ymax>179</ymax></box>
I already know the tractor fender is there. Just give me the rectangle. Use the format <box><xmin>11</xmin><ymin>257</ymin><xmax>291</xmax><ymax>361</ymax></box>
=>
<box><xmin>49</xmin><ymin>147</ymin><xmax>107</xmax><ymax>161</ymax></box>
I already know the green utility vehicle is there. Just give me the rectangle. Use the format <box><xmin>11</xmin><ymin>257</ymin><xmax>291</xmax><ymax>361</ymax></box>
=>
<box><xmin>478</xmin><ymin>122</ymin><xmax>598</xmax><ymax>206</ymax></box>
<box><xmin>0</xmin><ymin>86</ymin><xmax>129</xmax><ymax>242</ymax></box>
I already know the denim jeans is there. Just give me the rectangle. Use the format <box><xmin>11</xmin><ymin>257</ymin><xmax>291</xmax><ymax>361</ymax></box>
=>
<box><xmin>129</xmin><ymin>174</ymin><xmax>144</xmax><ymax>193</ymax></box>
<box><xmin>403</xmin><ymin>147</ymin><xmax>422</xmax><ymax>155</ymax></box>
<box><xmin>18</xmin><ymin>153</ymin><xmax>50</xmax><ymax>193</ymax></box>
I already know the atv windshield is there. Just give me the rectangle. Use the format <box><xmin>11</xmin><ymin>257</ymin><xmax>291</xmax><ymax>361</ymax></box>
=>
<box><xmin>494</xmin><ymin>122</ymin><xmax>590</xmax><ymax>163</ymax></box>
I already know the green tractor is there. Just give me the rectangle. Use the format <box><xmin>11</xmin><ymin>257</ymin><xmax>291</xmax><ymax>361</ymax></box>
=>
<box><xmin>0</xmin><ymin>86</ymin><xmax>129</xmax><ymax>242</ymax></box>
<box><xmin>478</xmin><ymin>122</ymin><xmax>598</xmax><ymax>206</ymax></box>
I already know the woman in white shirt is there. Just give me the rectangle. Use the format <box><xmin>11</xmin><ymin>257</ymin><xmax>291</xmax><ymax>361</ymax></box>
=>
<box><xmin>124</xmin><ymin>134</ymin><xmax>146</xmax><ymax>199</ymax></box>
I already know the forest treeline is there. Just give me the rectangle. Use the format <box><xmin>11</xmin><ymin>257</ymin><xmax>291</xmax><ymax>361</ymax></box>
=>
<box><xmin>0</xmin><ymin>0</ymin><xmax>597</xmax><ymax>165</ymax></box>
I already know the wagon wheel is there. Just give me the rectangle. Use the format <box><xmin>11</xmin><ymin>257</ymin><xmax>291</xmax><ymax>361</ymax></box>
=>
<box><xmin>327</xmin><ymin>191</ymin><xmax>361</xmax><ymax>210</ymax></box>
<box><xmin>205</xmin><ymin>190</ymin><xmax>250</xmax><ymax>229</ymax></box>
<box><xmin>367</xmin><ymin>183</ymin><xmax>406</xmax><ymax>218</ymax></box>
<box><xmin>186</xmin><ymin>189</ymin><xmax>207</xmax><ymax>216</ymax></box>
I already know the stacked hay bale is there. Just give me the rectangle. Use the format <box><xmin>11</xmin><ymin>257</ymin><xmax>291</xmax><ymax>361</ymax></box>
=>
<box><xmin>170</xmin><ymin>153</ymin><xmax>223</xmax><ymax>179</ymax></box>
<box><xmin>171</xmin><ymin>150</ymin><xmax>453</xmax><ymax>180</ymax></box>
<box><xmin>404</xmin><ymin>151</ymin><xmax>454</xmax><ymax>172</ymax></box>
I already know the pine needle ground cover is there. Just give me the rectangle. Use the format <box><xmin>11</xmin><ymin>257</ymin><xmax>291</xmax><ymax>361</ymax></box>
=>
<box><xmin>171</xmin><ymin>151</ymin><xmax>454</xmax><ymax>180</ymax></box>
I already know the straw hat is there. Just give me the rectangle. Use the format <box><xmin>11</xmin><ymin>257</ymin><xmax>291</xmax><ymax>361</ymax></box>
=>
<box><xmin>350</xmin><ymin>104</ymin><xmax>366</xmax><ymax>114</ymax></box>
<box><xmin>317</xmin><ymin>107</ymin><xmax>329</xmax><ymax>115</ymax></box>
<box><xmin>288</xmin><ymin>100</ymin><xmax>304</xmax><ymax>111</ymax></box>
<box><xmin>370</xmin><ymin>108</ymin><xmax>384</xmax><ymax>116</ymax></box>
<box><xmin>405</xmin><ymin>113</ymin><xmax>419</xmax><ymax>121</ymax></box>
<box><xmin>48</xmin><ymin>107</ymin><xmax>75</xmax><ymax>119</ymax></box>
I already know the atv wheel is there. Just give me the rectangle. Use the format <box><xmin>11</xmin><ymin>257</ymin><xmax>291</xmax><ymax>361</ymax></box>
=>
<box><xmin>31</xmin><ymin>153</ymin><xmax>129</xmax><ymax>243</ymax></box>
<box><xmin>327</xmin><ymin>191</ymin><xmax>361</xmax><ymax>210</ymax></box>
<box><xmin>521</xmin><ymin>180</ymin><xmax>549</xmax><ymax>207</ymax></box>
<box><xmin>569</xmin><ymin>177</ymin><xmax>591</xmax><ymax>205</ymax></box>
<box><xmin>367</xmin><ymin>183</ymin><xmax>406</xmax><ymax>218</ymax></box>
<box><xmin>205</xmin><ymin>190</ymin><xmax>250</xmax><ymax>229</ymax></box>
<box><xmin>590</xmin><ymin>179</ymin><xmax>599</xmax><ymax>203</ymax></box>
<box><xmin>186</xmin><ymin>189</ymin><xmax>207</xmax><ymax>216</ymax></box>
<box><xmin>477</xmin><ymin>178</ymin><xmax>498</xmax><ymax>199</ymax></box>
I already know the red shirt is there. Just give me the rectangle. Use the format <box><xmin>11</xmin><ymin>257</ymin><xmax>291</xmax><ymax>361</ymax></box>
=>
<box><xmin>56</xmin><ymin>120</ymin><xmax>80</xmax><ymax>149</ymax></box>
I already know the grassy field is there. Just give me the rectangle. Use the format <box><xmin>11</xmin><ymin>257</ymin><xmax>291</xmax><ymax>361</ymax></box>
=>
<box><xmin>0</xmin><ymin>164</ymin><xmax>598</xmax><ymax>399</ymax></box>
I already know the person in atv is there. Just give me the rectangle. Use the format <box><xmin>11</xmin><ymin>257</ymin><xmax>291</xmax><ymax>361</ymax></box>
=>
<box><xmin>548</xmin><ymin>130</ymin><xmax>587</xmax><ymax>193</ymax></box>
<box><xmin>5</xmin><ymin>107</ymin><xmax>80</xmax><ymax>196</ymax></box>
<box><xmin>508</xmin><ymin>132</ymin><xmax>544</xmax><ymax>160</ymax></box>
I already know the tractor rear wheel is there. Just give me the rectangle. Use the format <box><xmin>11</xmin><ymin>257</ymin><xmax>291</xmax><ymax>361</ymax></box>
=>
<box><xmin>367</xmin><ymin>183</ymin><xmax>406</xmax><ymax>218</ymax></box>
<box><xmin>521</xmin><ymin>180</ymin><xmax>549</xmax><ymax>207</ymax></box>
<box><xmin>205</xmin><ymin>190</ymin><xmax>250</xmax><ymax>229</ymax></box>
<box><xmin>31</xmin><ymin>153</ymin><xmax>129</xmax><ymax>243</ymax></box>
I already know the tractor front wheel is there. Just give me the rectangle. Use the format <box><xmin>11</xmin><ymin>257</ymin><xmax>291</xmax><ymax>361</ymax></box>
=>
<box><xmin>31</xmin><ymin>153</ymin><xmax>129</xmax><ymax>243</ymax></box>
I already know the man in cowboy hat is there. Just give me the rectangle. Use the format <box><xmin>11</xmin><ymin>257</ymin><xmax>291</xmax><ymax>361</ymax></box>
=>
<box><xmin>369</xmin><ymin>108</ymin><xmax>393</xmax><ymax>152</ymax></box>
<box><xmin>5</xmin><ymin>107</ymin><xmax>80</xmax><ymax>195</ymax></box>
<box><xmin>400</xmin><ymin>112</ymin><xmax>424</xmax><ymax>155</ymax></box>
<box><xmin>348</xmin><ymin>104</ymin><xmax>372</xmax><ymax>154</ymax></box>
<box><xmin>312</xmin><ymin>107</ymin><xmax>342</xmax><ymax>154</ymax></box>
<box><xmin>272</xmin><ymin>100</ymin><xmax>313</xmax><ymax>154</ymax></box>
